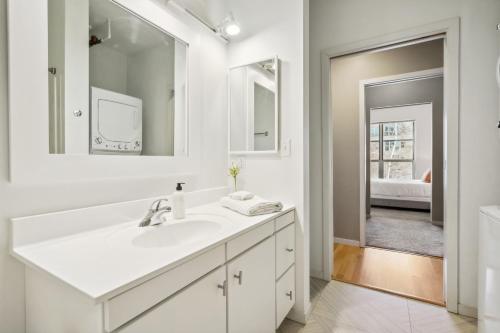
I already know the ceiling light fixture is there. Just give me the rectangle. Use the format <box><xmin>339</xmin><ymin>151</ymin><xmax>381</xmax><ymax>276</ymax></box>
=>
<box><xmin>225</xmin><ymin>22</ymin><xmax>241</xmax><ymax>36</ymax></box>
<box><xmin>220</xmin><ymin>12</ymin><xmax>240</xmax><ymax>37</ymax></box>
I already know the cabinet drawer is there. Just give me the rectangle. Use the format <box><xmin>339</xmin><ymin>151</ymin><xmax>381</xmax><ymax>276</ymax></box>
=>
<box><xmin>275</xmin><ymin>211</ymin><xmax>294</xmax><ymax>231</ymax></box>
<box><xmin>116</xmin><ymin>266</ymin><xmax>226</xmax><ymax>333</ymax></box>
<box><xmin>276</xmin><ymin>223</ymin><xmax>295</xmax><ymax>278</ymax></box>
<box><xmin>227</xmin><ymin>221</ymin><xmax>274</xmax><ymax>260</ymax></box>
<box><xmin>276</xmin><ymin>265</ymin><xmax>295</xmax><ymax>329</ymax></box>
<box><xmin>104</xmin><ymin>245</ymin><xmax>225</xmax><ymax>332</ymax></box>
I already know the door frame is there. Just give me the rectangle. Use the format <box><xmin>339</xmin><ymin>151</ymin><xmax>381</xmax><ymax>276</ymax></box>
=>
<box><xmin>320</xmin><ymin>18</ymin><xmax>460</xmax><ymax>313</ymax></box>
<box><xmin>358</xmin><ymin>68</ymin><xmax>444</xmax><ymax>247</ymax></box>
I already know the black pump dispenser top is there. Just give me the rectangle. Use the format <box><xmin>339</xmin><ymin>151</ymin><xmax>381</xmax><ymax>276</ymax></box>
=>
<box><xmin>176</xmin><ymin>182</ymin><xmax>185</xmax><ymax>191</ymax></box>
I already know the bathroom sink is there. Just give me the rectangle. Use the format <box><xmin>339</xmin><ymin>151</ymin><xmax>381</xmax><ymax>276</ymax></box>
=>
<box><xmin>132</xmin><ymin>219</ymin><xmax>223</xmax><ymax>248</ymax></box>
<box><xmin>107</xmin><ymin>214</ymin><xmax>229</xmax><ymax>249</ymax></box>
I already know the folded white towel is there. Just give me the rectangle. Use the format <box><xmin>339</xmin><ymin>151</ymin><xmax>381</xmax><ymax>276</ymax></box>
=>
<box><xmin>220</xmin><ymin>196</ymin><xmax>283</xmax><ymax>216</ymax></box>
<box><xmin>229</xmin><ymin>191</ymin><xmax>255</xmax><ymax>201</ymax></box>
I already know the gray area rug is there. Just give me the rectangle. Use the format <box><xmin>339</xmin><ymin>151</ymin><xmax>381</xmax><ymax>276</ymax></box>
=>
<box><xmin>366</xmin><ymin>214</ymin><xmax>443</xmax><ymax>257</ymax></box>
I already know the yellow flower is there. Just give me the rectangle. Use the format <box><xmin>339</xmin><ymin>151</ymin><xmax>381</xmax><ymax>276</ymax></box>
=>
<box><xmin>229</xmin><ymin>163</ymin><xmax>240</xmax><ymax>191</ymax></box>
<box><xmin>229</xmin><ymin>163</ymin><xmax>240</xmax><ymax>178</ymax></box>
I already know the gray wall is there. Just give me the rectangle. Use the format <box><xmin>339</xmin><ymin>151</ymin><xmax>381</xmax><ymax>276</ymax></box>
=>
<box><xmin>365</xmin><ymin>76</ymin><xmax>444</xmax><ymax>222</ymax></box>
<box><xmin>331</xmin><ymin>39</ymin><xmax>443</xmax><ymax>241</ymax></box>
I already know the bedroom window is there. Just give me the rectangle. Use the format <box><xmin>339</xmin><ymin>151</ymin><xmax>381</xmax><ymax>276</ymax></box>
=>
<box><xmin>370</xmin><ymin>121</ymin><xmax>414</xmax><ymax>180</ymax></box>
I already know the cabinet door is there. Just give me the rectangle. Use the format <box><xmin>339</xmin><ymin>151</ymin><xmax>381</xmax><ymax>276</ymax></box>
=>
<box><xmin>228</xmin><ymin>236</ymin><xmax>275</xmax><ymax>333</ymax></box>
<box><xmin>117</xmin><ymin>266</ymin><xmax>226</xmax><ymax>333</ymax></box>
<box><xmin>276</xmin><ymin>266</ymin><xmax>295</xmax><ymax>328</ymax></box>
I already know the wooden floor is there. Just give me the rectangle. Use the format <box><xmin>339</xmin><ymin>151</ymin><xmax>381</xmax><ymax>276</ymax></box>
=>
<box><xmin>332</xmin><ymin>243</ymin><xmax>445</xmax><ymax>306</ymax></box>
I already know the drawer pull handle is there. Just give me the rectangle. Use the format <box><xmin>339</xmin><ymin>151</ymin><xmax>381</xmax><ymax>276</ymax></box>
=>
<box><xmin>218</xmin><ymin>281</ymin><xmax>227</xmax><ymax>296</ymax></box>
<box><xmin>286</xmin><ymin>291</ymin><xmax>293</xmax><ymax>300</ymax></box>
<box><xmin>286</xmin><ymin>248</ymin><xmax>294</xmax><ymax>252</ymax></box>
<box><xmin>233</xmin><ymin>270</ymin><xmax>243</xmax><ymax>285</ymax></box>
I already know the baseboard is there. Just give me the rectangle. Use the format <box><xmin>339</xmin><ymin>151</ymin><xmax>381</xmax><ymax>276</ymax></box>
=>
<box><xmin>310</xmin><ymin>269</ymin><xmax>324</xmax><ymax>280</ymax></box>
<box><xmin>458</xmin><ymin>303</ymin><xmax>478</xmax><ymax>318</ymax></box>
<box><xmin>432</xmin><ymin>220</ymin><xmax>444</xmax><ymax>227</ymax></box>
<box><xmin>287</xmin><ymin>301</ymin><xmax>311</xmax><ymax>324</ymax></box>
<box><xmin>334</xmin><ymin>237</ymin><xmax>360</xmax><ymax>247</ymax></box>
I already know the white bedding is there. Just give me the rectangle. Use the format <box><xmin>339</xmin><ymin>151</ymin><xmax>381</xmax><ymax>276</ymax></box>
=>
<box><xmin>371</xmin><ymin>179</ymin><xmax>431</xmax><ymax>202</ymax></box>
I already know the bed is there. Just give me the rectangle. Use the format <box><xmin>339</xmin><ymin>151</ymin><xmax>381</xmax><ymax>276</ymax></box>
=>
<box><xmin>370</xmin><ymin>178</ymin><xmax>431</xmax><ymax>210</ymax></box>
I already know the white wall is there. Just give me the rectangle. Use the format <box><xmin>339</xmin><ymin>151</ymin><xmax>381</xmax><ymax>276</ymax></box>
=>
<box><xmin>371</xmin><ymin>103</ymin><xmax>433</xmax><ymax>179</ymax></box>
<box><xmin>128</xmin><ymin>45</ymin><xmax>175</xmax><ymax>156</ymax></box>
<box><xmin>90</xmin><ymin>45</ymin><xmax>128</xmax><ymax>94</ymax></box>
<box><xmin>310</xmin><ymin>0</ymin><xmax>500</xmax><ymax>311</ymax></box>
<box><xmin>228</xmin><ymin>0</ymin><xmax>309</xmax><ymax>322</ymax></box>
<box><xmin>253</xmin><ymin>83</ymin><xmax>275</xmax><ymax>151</ymax></box>
<box><xmin>229</xmin><ymin>67</ymin><xmax>247</xmax><ymax>151</ymax></box>
<box><xmin>0</xmin><ymin>1</ymin><xmax>228</xmax><ymax>332</ymax></box>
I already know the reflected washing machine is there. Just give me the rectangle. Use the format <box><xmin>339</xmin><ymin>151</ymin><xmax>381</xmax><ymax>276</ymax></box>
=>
<box><xmin>90</xmin><ymin>87</ymin><xmax>142</xmax><ymax>155</ymax></box>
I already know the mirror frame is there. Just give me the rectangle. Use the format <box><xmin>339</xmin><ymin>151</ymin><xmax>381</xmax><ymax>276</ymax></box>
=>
<box><xmin>7</xmin><ymin>0</ymin><xmax>198</xmax><ymax>184</ymax></box>
<box><xmin>228</xmin><ymin>56</ymin><xmax>280</xmax><ymax>155</ymax></box>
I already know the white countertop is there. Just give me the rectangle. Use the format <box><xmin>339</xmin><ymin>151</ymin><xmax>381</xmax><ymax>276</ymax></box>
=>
<box><xmin>11</xmin><ymin>202</ymin><xmax>294</xmax><ymax>303</ymax></box>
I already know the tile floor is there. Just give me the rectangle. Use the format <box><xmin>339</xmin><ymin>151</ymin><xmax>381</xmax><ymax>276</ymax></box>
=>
<box><xmin>277</xmin><ymin>279</ymin><xmax>477</xmax><ymax>333</ymax></box>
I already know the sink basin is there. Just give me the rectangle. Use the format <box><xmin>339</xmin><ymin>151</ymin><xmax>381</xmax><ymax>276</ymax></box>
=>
<box><xmin>107</xmin><ymin>213</ymin><xmax>230</xmax><ymax>249</ymax></box>
<box><xmin>132</xmin><ymin>219</ymin><xmax>222</xmax><ymax>248</ymax></box>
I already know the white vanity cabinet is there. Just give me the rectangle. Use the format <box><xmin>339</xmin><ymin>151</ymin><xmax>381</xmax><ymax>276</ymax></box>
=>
<box><xmin>17</xmin><ymin>208</ymin><xmax>296</xmax><ymax>333</ymax></box>
<box><xmin>228</xmin><ymin>236</ymin><xmax>276</xmax><ymax>333</ymax></box>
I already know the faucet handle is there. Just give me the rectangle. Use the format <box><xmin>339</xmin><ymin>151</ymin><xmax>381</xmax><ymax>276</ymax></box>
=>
<box><xmin>151</xmin><ymin>198</ymin><xmax>169</xmax><ymax>212</ymax></box>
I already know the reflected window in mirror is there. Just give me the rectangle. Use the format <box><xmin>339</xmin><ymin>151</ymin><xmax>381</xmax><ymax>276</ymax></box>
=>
<box><xmin>47</xmin><ymin>0</ymin><xmax>188</xmax><ymax>156</ymax></box>
<box><xmin>229</xmin><ymin>57</ymin><xmax>279</xmax><ymax>154</ymax></box>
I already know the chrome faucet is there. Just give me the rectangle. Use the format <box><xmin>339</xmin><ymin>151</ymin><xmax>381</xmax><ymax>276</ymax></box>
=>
<box><xmin>138</xmin><ymin>198</ymin><xmax>172</xmax><ymax>227</ymax></box>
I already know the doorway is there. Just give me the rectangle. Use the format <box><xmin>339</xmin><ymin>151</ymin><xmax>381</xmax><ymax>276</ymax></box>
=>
<box><xmin>320</xmin><ymin>21</ymin><xmax>460</xmax><ymax>310</ymax></box>
<box><xmin>330</xmin><ymin>40</ymin><xmax>445</xmax><ymax>305</ymax></box>
<box><xmin>361</xmin><ymin>71</ymin><xmax>445</xmax><ymax>260</ymax></box>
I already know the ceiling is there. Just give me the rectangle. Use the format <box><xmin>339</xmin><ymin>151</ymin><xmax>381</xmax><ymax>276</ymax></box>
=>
<box><xmin>89</xmin><ymin>0</ymin><xmax>177</xmax><ymax>55</ymax></box>
<box><xmin>172</xmin><ymin>0</ymin><xmax>286</xmax><ymax>41</ymax></box>
<box><xmin>89</xmin><ymin>0</ymin><xmax>286</xmax><ymax>49</ymax></box>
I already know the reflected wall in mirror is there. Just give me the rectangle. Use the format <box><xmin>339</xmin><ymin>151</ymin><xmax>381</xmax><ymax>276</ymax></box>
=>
<box><xmin>229</xmin><ymin>57</ymin><xmax>279</xmax><ymax>154</ymax></box>
<box><xmin>48</xmin><ymin>0</ymin><xmax>188</xmax><ymax>156</ymax></box>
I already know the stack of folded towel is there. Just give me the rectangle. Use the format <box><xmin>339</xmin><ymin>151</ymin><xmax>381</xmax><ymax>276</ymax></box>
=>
<box><xmin>220</xmin><ymin>191</ymin><xmax>283</xmax><ymax>216</ymax></box>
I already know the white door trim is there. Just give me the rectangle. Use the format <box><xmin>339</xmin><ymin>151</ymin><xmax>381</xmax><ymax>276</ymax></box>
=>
<box><xmin>358</xmin><ymin>68</ymin><xmax>444</xmax><ymax>247</ymax></box>
<box><xmin>320</xmin><ymin>18</ymin><xmax>460</xmax><ymax>313</ymax></box>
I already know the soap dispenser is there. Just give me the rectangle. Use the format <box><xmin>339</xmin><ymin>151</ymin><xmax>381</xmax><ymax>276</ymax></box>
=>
<box><xmin>172</xmin><ymin>182</ymin><xmax>186</xmax><ymax>219</ymax></box>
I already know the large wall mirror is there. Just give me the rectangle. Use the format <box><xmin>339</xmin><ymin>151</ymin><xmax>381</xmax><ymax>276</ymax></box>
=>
<box><xmin>229</xmin><ymin>57</ymin><xmax>279</xmax><ymax>154</ymax></box>
<box><xmin>48</xmin><ymin>0</ymin><xmax>188</xmax><ymax>156</ymax></box>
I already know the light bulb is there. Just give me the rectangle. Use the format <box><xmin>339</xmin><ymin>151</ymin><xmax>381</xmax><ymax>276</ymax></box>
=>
<box><xmin>224</xmin><ymin>23</ymin><xmax>241</xmax><ymax>36</ymax></box>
